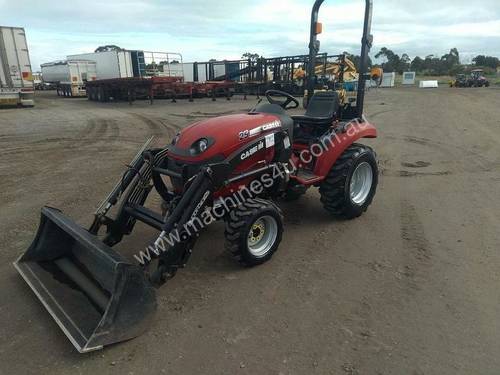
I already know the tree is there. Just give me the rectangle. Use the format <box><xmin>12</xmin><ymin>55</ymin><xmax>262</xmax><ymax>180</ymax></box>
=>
<box><xmin>422</xmin><ymin>54</ymin><xmax>438</xmax><ymax>74</ymax></box>
<box><xmin>473</xmin><ymin>55</ymin><xmax>499</xmax><ymax>69</ymax></box>
<box><xmin>375</xmin><ymin>47</ymin><xmax>395</xmax><ymax>62</ymax></box>
<box><xmin>241</xmin><ymin>52</ymin><xmax>261</xmax><ymax>61</ymax></box>
<box><xmin>440</xmin><ymin>48</ymin><xmax>460</xmax><ymax>73</ymax></box>
<box><xmin>94</xmin><ymin>45</ymin><xmax>122</xmax><ymax>53</ymax></box>
<box><xmin>400</xmin><ymin>53</ymin><xmax>411</xmax><ymax>72</ymax></box>
<box><xmin>375</xmin><ymin>47</ymin><xmax>402</xmax><ymax>73</ymax></box>
<box><xmin>411</xmin><ymin>56</ymin><xmax>425</xmax><ymax>72</ymax></box>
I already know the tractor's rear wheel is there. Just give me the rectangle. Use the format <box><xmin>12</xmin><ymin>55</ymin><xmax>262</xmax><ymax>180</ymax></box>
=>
<box><xmin>225</xmin><ymin>198</ymin><xmax>283</xmax><ymax>266</ymax></box>
<box><xmin>319</xmin><ymin>143</ymin><xmax>378</xmax><ymax>219</ymax></box>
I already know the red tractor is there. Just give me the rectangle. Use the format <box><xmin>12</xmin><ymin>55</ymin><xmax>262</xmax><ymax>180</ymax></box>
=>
<box><xmin>15</xmin><ymin>0</ymin><xmax>378</xmax><ymax>352</ymax></box>
<box><xmin>468</xmin><ymin>69</ymin><xmax>490</xmax><ymax>87</ymax></box>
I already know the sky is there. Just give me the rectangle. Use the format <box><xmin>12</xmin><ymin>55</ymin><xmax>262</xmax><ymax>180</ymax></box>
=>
<box><xmin>1</xmin><ymin>0</ymin><xmax>499</xmax><ymax>70</ymax></box>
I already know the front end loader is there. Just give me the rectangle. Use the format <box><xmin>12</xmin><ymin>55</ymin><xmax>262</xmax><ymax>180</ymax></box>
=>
<box><xmin>15</xmin><ymin>0</ymin><xmax>377</xmax><ymax>353</ymax></box>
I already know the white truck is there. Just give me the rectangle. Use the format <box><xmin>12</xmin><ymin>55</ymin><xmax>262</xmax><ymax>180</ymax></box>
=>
<box><xmin>0</xmin><ymin>26</ymin><xmax>34</xmax><ymax>107</ymax></box>
<box><xmin>41</xmin><ymin>60</ymin><xmax>97</xmax><ymax>97</ymax></box>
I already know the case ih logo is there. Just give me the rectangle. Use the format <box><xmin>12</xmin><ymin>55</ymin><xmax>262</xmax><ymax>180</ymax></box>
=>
<box><xmin>248</xmin><ymin>120</ymin><xmax>281</xmax><ymax>137</ymax></box>
<box><xmin>240</xmin><ymin>141</ymin><xmax>265</xmax><ymax>160</ymax></box>
<box><xmin>261</xmin><ymin>120</ymin><xmax>281</xmax><ymax>131</ymax></box>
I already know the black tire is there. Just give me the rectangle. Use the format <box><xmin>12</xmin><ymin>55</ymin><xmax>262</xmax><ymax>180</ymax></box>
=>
<box><xmin>319</xmin><ymin>143</ymin><xmax>378</xmax><ymax>219</ymax></box>
<box><xmin>225</xmin><ymin>198</ymin><xmax>284</xmax><ymax>266</ymax></box>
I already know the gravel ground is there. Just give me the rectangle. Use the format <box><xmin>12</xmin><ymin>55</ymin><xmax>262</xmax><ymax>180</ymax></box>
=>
<box><xmin>0</xmin><ymin>87</ymin><xmax>499</xmax><ymax>374</ymax></box>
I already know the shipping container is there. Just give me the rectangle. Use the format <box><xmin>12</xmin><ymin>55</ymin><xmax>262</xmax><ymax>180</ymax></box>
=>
<box><xmin>0</xmin><ymin>26</ymin><xmax>34</xmax><ymax>107</ymax></box>
<box><xmin>380</xmin><ymin>72</ymin><xmax>396</xmax><ymax>88</ymax></box>
<box><xmin>182</xmin><ymin>62</ymin><xmax>208</xmax><ymax>82</ymax></box>
<box><xmin>402</xmin><ymin>71</ymin><xmax>416</xmax><ymax>85</ymax></box>
<box><xmin>41</xmin><ymin>60</ymin><xmax>97</xmax><ymax>97</ymax></box>
<box><xmin>67</xmin><ymin>50</ymin><xmax>137</xmax><ymax>80</ymax></box>
<box><xmin>212</xmin><ymin>63</ymin><xmax>226</xmax><ymax>80</ymax></box>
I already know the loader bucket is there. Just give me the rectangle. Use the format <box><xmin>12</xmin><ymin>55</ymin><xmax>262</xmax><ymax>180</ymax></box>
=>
<box><xmin>13</xmin><ymin>206</ymin><xmax>157</xmax><ymax>353</ymax></box>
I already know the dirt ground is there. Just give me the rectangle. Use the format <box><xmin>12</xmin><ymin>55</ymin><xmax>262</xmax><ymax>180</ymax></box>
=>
<box><xmin>0</xmin><ymin>87</ymin><xmax>499</xmax><ymax>375</ymax></box>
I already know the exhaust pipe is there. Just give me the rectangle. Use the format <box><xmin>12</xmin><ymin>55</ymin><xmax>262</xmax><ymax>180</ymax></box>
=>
<box><xmin>14</xmin><ymin>206</ymin><xmax>156</xmax><ymax>353</ymax></box>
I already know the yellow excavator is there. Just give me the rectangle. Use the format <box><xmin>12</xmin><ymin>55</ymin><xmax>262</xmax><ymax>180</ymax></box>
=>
<box><xmin>293</xmin><ymin>56</ymin><xmax>358</xmax><ymax>82</ymax></box>
<box><xmin>300</xmin><ymin>56</ymin><xmax>383</xmax><ymax>108</ymax></box>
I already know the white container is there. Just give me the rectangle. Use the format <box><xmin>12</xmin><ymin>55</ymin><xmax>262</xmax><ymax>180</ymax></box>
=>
<box><xmin>41</xmin><ymin>60</ymin><xmax>97</xmax><ymax>96</ymax></box>
<box><xmin>419</xmin><ymin>80</ymin><xmax>438</xmax><ymax>88</ymax></box>
<box><xmin>380</xmin><ymin>72</ymin><xmax>395</xmax><ymax>88</ymax></box>
<box><xmin>67</xmin><ymin>50</ymin><xmax>134</xmax><ymax>80</ymax></box>
<box><xmin>212</xmin><ymin>64</ymin><xmax>226</xmax><ymax>79</ymax></box>
<box><xmin>402</xmin><ymin>71</ymin><xmax>416</xmax><ymax>85</ymax></box>
<box><xmin>182</xmin><ymin>62</ymin><xmax>208</xmax><ymax>82</ymax></box>
<box><xmin>0</xmin><ymin>26</ymin><xmax>34</xmax><ymax>106</ymax></box>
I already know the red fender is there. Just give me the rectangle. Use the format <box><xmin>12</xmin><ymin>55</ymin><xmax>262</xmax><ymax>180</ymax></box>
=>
<box><xmin>313</xmin><ymin>121</ymin><xmax>377</xmax><ymax>178</ymax></box>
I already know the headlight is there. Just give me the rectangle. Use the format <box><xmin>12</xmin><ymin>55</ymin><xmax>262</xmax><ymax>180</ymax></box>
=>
<box><xmin>198</xmin><ymin>138</ymin><xmax>208</xmax><ymax>152</ymax></box>
<box><xmin>190</xmin><ymin>138</ymin><xmax>211</xmax><ymax>155</ymax></box>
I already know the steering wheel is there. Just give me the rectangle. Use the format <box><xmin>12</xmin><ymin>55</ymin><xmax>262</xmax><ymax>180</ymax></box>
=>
<box><xmin>265</xmin><ymin>90</ymin><xmax>299</xmax><ymax>110</ymax></box>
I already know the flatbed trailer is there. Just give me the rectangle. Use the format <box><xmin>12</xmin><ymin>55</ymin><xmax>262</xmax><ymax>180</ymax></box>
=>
<box><xmin>86</xmin><ymin>76</ymin><xmax>235</xmax><ymax>103</ymax></box>
<box><xmin>86</xmin><ymin>77</ymin><xmax>153</xmax><ymax>103</ymax></box>
<box><xmin>153</xmin><ymin>80</ymin><xmax>235</xmax><ymax>101</ymax></box>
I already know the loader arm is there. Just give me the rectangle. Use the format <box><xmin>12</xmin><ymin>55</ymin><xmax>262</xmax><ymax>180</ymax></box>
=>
<box><xmin>13</xmin><ymin>144</ymin><xmax>230</xmax><ymax>352</ymax></box>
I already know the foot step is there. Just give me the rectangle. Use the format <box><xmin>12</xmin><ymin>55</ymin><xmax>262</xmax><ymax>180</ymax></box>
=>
<box><xmin>296</xmin><ymin>169</ymin><xmax>322</xmax><ymax>183</ymax></box>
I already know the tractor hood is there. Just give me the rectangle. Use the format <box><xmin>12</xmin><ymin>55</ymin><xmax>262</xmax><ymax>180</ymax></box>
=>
<box><xmin>168</xmin><ymin>113</ymin><xmax>284</xmax><ymax>162</ymax></box>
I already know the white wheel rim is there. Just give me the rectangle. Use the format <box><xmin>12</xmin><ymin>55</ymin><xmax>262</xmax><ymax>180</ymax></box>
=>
<box><xmin>247</xmin><ymin>215</ymin><xmax>278</xmax><ymax>257</ymax></box>
<box><xmin>350</xmin><ymin>162</ymin><xmax>373</xmax><ymax>205</ymax></box>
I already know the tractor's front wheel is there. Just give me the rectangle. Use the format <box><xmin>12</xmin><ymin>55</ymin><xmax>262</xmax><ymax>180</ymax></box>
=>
<box><xmin>319</xmin><ymin>143</ymin><xmax>378</xmax><ymax>219</ymax></box>
<box><xmin>225</xmin><ymin>198</ymin><xmax>283</xmax><ymax>266</ymax></box>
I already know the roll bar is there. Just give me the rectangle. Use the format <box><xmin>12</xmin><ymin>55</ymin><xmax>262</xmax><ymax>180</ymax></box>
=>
<box><xmin>306</xmin><ymin>0</ymin><xmax>373</xmax><ymax>118</ymax></box>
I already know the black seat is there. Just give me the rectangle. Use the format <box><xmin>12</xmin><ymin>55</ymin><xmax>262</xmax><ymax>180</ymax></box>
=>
<box><xmin>292</xmin><ymin>91</ymin><xmax>340</xmax><ymax>141</ymax></box>
<box><xmin>293</xmin><ymin>91</ymin><xmax>340</xmax><ymax>123</ymax></box>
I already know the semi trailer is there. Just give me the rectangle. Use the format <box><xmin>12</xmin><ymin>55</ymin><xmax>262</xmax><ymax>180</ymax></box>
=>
<box><xmin>67</xmin><ymin>50</ymin><xmax>184</xmax><ymax>81</ymax></box>
<box><xmin>67</xmin><ymin>50</ymin><xmax>138</xmax><ymax>80</ymax></box>
<box><xmin>41</xmin><ymin>60</ymin><xmax>97</xmax><ymax>97</ymax></box>
<box><xmin>0</xmin><ymin>26</ymin><xmax>34</xmax><ymax>107</ymax></box>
